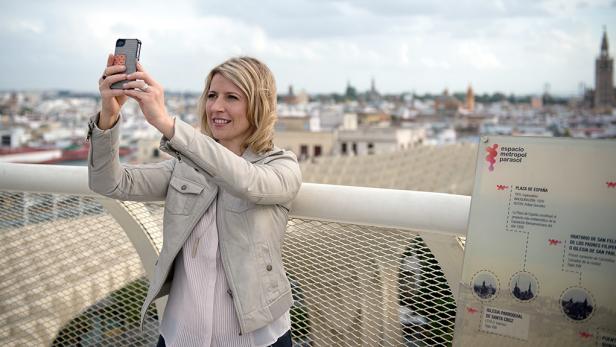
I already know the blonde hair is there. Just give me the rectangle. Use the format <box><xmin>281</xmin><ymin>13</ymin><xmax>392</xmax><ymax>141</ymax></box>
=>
<box><xmin>197</xmin><ymin>56</ymin><xmax>277</xmax><ymax>154</ymax></box>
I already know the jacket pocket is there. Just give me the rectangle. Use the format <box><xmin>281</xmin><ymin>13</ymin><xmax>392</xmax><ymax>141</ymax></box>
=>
<box><xmin>257</xmin><ymin>241</ymin><xmax>283</xmax><ymax>302</ymax></box>
<box><xmin>167</xmin><ymin>176</ymin><xmax>205</xmax><ymax>215</ymax></box>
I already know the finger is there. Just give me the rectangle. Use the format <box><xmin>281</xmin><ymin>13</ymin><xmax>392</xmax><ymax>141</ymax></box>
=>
<box><xmin>121</xmin><ymin>80</ymin><xmax>150</xmax><ymax>90</ymax></box>
<box><xmin>101</xmin><ymin>89</ymin><xmax>127</xmax><ymax>97</ymax></box>
<box><xmin>106</xmin><ymin>54</ymin><xmax>114</xmax><ymax>67</ymax></box>
<box><xmin>132</xmin><ymin>62</ymin><xmax>149</xmax><ymax>79</ymax></box>
<box><xmin>123</xmin><ymin>89</ymin><xmax>146</xmax><ymax>101</ymax></box>
<box><xmin>126</xmin><ymin>71</ymin><xmax>159</xmax><ymax>87</ymax></box>
<box><xmin>131</xmin><ymin>63</ymin><xmax>159</xmax><ymax>87</ymax></box>
<box><xmin>103</xmin><ymin>65</ymin><xmax>126</xmax><ymax>77</ymax></box>
<box><xmin>100</xmin><ymin>54</ymin><xmax>115</xmax><ymax>81</ymax></box>
<box><xmin>100</xmin><ymin>74</ymin><xmax>128</xmax><ymax>88</ymax></box>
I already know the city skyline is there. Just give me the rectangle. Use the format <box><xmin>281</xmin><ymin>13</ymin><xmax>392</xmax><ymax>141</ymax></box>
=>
<box><xmin>0</xmin><ymin>0</ymin><xmax>615</xmax><ymax>95</ymax></box>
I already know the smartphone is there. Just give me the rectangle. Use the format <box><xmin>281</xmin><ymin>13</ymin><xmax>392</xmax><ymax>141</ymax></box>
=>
<box><xmin>110</xmin><ymin>38</ymin><xmax>142</xmax><ymax>89</ymax></box>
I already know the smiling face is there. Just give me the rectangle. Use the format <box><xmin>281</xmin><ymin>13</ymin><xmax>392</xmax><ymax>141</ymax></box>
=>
<box><xmin>205</xmin><ymin>73</ymin><xmax>252</xmax><ymax>155</ymax></box>
<box><xmin>199</xmin><ymin>57</ymin><xmax>277</xmax><ymax>155</ymax></box>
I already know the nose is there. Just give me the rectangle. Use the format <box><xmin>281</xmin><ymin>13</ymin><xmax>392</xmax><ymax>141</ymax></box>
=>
<box><xmin>210</xmin><ymin>96</ymin><xmax>225</xmax><ymax>113</ymax></box>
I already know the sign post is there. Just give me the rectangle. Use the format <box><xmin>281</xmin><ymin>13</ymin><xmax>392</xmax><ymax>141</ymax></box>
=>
<box><xmin>453</xmin><ymin>136</ymin><xmax>616</xmax><ymax>346</ymax></box>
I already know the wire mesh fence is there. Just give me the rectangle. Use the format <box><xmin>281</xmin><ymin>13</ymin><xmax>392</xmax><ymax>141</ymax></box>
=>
<box><xmin>0</xmin><ymin>191</ymin><xmax>159</xmax><ymax>346</ymax></box>
<box><xmin>283</xmin><ymin>219</ymin><xmax>456</xmax><ymax>346</ymax></box>
<box><xmin>1</xmin><ymin>191</ymin><xmax>458</xmax><ymax>346</ymax></box>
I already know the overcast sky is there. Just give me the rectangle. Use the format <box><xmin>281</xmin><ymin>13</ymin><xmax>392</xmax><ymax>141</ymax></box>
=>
<box><xmin>1</xmin><ymin>0</ymin><xmax>614</xmax><ymax>95</ymax></box>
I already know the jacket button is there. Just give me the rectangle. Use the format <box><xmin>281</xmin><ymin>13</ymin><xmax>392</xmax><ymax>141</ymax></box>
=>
<box><xmin>266</xmin><ymin>264</ymin><xmax>273</xmax><ymax>271</ymax></box>
<box><xmin>181</xmin><ymin>185</ymin><xmax>187</xmax><ymax>191</ymax></box>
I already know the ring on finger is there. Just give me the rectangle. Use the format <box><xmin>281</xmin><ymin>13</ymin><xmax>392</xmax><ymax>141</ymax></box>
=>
<box><xmin>141</xmin><ymin>83</ymin><xmax>149</xmax><ymax>92</ymax></box>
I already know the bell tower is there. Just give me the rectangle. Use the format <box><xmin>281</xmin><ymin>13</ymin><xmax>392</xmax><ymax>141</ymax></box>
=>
<box><xmin>595</xmin><ymin>27</ymin><xmax>615</xmax><ymax>109</ymax></box>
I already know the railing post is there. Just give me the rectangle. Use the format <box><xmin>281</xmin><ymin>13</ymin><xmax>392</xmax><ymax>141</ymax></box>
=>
<box><xmin>97</xmin><ymin>198</ymin><xmax>167</xmax><ymax>320</ymax></box>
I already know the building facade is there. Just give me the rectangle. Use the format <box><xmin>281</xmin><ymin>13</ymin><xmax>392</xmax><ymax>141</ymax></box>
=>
<box><xmin>274</xmin><ymin>130</ymin><xmax>336</xmax><ymax>161</ymax></box>
<box><xmin>336</xmin><ymin>127</ymin><xmax>426</xmax><ymax>156</ymax></box>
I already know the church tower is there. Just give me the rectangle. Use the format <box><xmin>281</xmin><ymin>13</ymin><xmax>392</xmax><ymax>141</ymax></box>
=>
<box><xmin>595</xmin><ymin>27</ymin><xmax>615</xmax><ymax>109</ymax></box>
<box><xmin>465</xmin><ymin>84</ymin><xmax>475</xmax><ymax>112</ymax></box>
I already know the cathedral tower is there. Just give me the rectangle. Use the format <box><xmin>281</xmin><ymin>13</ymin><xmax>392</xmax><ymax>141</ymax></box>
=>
<box><xmin>595</xmin><ymin>27</ymin><xmax>615</xmax><ymax>109</ymax></box>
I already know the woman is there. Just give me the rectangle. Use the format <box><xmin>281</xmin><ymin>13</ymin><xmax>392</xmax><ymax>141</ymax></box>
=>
<box><xmin>88</xmin><ymin>55</ymin><xmax>302</xmax><ymax>347</ymax></box>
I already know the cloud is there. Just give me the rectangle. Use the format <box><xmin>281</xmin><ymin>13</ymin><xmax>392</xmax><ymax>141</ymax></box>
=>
<box><xmin>400</xmin><ymin>43</ymin><xmax>410</xmax><ymax>65</ymax></box>
<box><xmin>336</xmin><ymin>0</ymin><xmax>552</xmax><ymax>18</ymax></box>
<box><xmin>577</xmin><ymin>1</ymin><xmax>590</xmax><ymax>8</ymax></box>
<box><xmin>547</xmin><ymin>29</ymin><xmax>578</xmax><ymax>51</ymax></box>
<box><xmin>187</xmin><ymin>0</ymin><xmax>556</xmax><ymax>41</ymax></box>
<box><xmin>420</xmin><ymin>58</ymin><xmax>451</xmax><ymax>69</ymax></box>
<box><xmin>0</xmin><ymin>0</ymin><xmax>611</xmax><ymax>94</ymax></box>
<box><xmin>456</xmin><ymin>42</ymin><xmax>504</xmax><ymax>70</ymax></box>
<box><xmin>2</xmin><ymin>19</ymin><xmax>45</xmax><ymax>34</ymax></box>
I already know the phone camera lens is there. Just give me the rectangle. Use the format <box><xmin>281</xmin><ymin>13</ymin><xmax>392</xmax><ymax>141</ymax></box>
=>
<box><xmin>116</xmin><ymin>39</ymin><xmax>126</xmax><ymax>47</ymax></box>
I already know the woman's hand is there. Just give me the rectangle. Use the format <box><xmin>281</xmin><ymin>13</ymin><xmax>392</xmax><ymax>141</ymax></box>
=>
<box><xmin>98</xmin><ymin>54</ymin><xmax>128</xmax><ymax>130</ymax></box>
<box><xmin>122</xmin><ymin>63</ymin><xmax>175</xmax><ymax>139</ymax></box>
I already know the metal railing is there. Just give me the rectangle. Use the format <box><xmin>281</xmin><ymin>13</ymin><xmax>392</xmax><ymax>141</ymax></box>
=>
<box><xmin>0</xmin><ymin>163</ymin><xmax>469</xmax><ymax>346</ymax></box>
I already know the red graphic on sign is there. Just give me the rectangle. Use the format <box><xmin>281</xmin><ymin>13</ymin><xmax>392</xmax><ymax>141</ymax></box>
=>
<box><xmin>485</xmin><ymin>144</ymin><xmax>499</xmax><ymax>172</ymax></box>
<box><xmin>607</xmin><ymin>182</ymin><xmax>616</xmax><ymax>188</ymax></box>
<box><xmin>496</xmin><ymin>185</ymin><xmax>509</xmax><ymax>190</ymax></box>
<box><xmin>578</xmin><ymin>331</ymin><xmax>592</xmax><ymax>338</ymax></box>
<box><xmin>466</xmin><ymin>307</ymin><xmax>478</xmax><ymax>314</ymax></box>
<box><xmin>548</xmin><ymin>239</ymin><xmax>561</xmax><ymax>245</ymax></box>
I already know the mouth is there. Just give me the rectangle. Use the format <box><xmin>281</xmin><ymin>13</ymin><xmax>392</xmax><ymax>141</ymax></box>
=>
<box><xmin>212</xmin><ymin>117</ymin><xmax>231</xmax><ymax>125</ymax></box>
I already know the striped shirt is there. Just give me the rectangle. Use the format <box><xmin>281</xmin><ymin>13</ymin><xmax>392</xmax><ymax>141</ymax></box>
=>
<box><xmin>160</xmin><ymin>200</ymin><xmax>291</xmax><ymax>347</ymax></box>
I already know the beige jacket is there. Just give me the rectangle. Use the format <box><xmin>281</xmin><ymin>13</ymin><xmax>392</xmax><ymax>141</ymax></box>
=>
<box><xmin>87</xmin><ymin>114</ymin><xmax>302</xmax><ymax>334</ymax></box>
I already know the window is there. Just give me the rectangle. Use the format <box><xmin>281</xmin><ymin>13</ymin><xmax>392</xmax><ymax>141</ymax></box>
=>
<box><xmin>300</xmin><ymin>145</ymin><xmax>309</xmax><ymax>161</ymax></box>
<box><xmin>314</xmin><ymin>145</ymin><xmax>322</xmax><ymax>157</ymax></box>
<box><xmin>1</xmin><ymin>135</ymin><xmax>11</xmax><ymax>147</ymax></box>
<box><xmin>341</xmin><ymin>142</ymin><xmax>347</xmax><ymax>155</ymax></box>
<box><xmin>368</xmin><ymin>142</ymin><xmax>374</xmax><ymax>155</ymax></box>
<box><xmin>352</xmin><ymin>142</ymin><xmax>357</xmax><ymax>155</ymax></box>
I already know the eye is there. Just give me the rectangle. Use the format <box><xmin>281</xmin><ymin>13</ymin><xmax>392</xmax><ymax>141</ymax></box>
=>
<box><xmin>207</xmin><ymin>92</ymin><xmax>216</xmax><ymax>99</ymax></box>
<box><xmin>227</xmin><ymin>94</ymin><xmax>239</xmax><ymax>101</ymax></box>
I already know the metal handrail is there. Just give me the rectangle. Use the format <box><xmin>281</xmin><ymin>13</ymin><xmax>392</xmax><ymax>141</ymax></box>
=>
<box><xmin>0</xmin><ymin>163</ymin><xmax>470</xmax><ymax>237</ymax></box>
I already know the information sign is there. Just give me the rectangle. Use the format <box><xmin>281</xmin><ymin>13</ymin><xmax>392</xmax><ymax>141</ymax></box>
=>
<box><xmin>454</xmin><ymin>136</ymin><xmax>616</xmax><ymax>346</ymax></box>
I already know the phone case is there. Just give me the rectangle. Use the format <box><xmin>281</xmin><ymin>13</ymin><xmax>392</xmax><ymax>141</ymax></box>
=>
<box><xmin>110</xmin><ymin>38</ymin><xmax>141</xmax><ymax>89</ymax></box>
